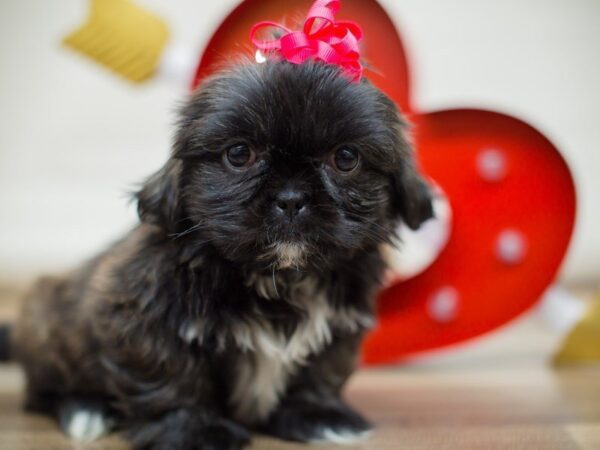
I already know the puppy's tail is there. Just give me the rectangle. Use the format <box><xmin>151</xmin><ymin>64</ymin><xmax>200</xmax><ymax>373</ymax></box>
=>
<box><xmin>0</xmin><ymin>324</ymin><xmax>12</xmax><ymax>362</ymax></box>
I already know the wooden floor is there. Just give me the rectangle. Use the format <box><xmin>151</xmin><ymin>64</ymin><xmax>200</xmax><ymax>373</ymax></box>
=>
<box><xmin>1</xmin><ymin>285</ymin><xmax>599</xmax><ymax>450</ymax></box>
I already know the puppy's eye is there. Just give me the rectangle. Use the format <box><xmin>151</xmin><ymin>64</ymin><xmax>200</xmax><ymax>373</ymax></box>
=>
<box><xmin>224</xmin><ymin>144</ymin><xmax>256</xmax><ymax>169</ymax></box>
<box><xmin>331</xmin><ymin>147</ymin><xmax>360</xmax><ymax>173</ymax></box>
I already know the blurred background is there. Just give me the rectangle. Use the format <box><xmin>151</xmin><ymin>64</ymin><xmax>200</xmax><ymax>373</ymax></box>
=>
<box><xmin>0</xmin><ymin>0</ymin><xmax>598</xmax><ymax>285</ymax></box>
<box><xmin>0</xmin><ymin>3</ymin><xmax>599</xmax><ymax>448</ymax></box>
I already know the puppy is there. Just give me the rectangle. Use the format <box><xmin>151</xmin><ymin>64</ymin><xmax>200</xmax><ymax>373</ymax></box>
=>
<box><xmin>11</xmin><ymin>60</ymin><xmax>433</xmax><ymax>449</ymax></box>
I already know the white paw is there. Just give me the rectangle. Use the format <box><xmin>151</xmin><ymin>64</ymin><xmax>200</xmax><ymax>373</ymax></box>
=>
<box><xmin>317</xmin><ymin>428</ymin><xmax>372</xmax><ymax>445</ymax></box>
<box><xmin>65</xmin><ymin>409</ymin><xmax>110</xmax><ymax>441</ymax></box>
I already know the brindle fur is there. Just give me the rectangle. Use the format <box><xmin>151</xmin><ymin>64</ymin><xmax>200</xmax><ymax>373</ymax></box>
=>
<box><xmin>11</xmin><ymin>60</ymin><xmax>433</xmax><ymax>450</ymax></box>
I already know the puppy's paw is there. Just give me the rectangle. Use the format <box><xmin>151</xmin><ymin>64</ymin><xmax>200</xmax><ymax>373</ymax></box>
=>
<box><xmin>58</xmin><ymin>398</ymin><xmax>114</xmax><ymax>441</ymax></box>
<box><xmin>130</xmin><ymin>411</ymin><xmax>250</xmax><ymax>450</ymax></box>
<box><xmin>264</xmin><ymin>401</ymin><xmax>372</xmax><ymax>444</ymax></box>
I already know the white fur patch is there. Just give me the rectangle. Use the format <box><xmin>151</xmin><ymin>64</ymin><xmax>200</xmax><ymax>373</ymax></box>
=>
<box><xmin>179</xmin><ymin>319</ymin><xmax>203</xmax><ymax>344</ymax></box>
<box><xmin>266</xmin><ymin>242</ymin><xmax>307</xmax><ymax>269</ymax></box>
<box><xmin>318</xmin><ymin>428</ymin><xmax>371</xmax><ymax>445</ymax></box>
<box><xmin>65</xmin><ymin>409</ymin><xmax>110</xmax><ymax>441</ymax></box>
<box><xmin>229</xmin><ymin>277</ymin><xmax>333</xmax><ymax>423</ymax></box>
<box><xmin>177</xmin><ymin>272</ymin><xmax>374</xmax><ymax>425</ymax></box>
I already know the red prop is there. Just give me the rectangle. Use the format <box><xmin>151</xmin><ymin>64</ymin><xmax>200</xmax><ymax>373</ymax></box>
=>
<box><xmin>192</xmin><ymin>0</ymin><xmax>576</xmax><ymax>364</ymax></box>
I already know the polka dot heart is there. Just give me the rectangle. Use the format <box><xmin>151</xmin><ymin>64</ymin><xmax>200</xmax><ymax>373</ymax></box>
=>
<box><xmin>191</xmin><ymin>0</ymin><xmax>576</xmax><ymax>364</ymax></box>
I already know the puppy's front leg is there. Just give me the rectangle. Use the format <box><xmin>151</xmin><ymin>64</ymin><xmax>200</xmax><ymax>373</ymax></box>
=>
<box><xmin>128</xmin><ymin>407</ymin><xmax>250</xmax><ymax>450</ymax></box>
<box><xmin>263</xmin><ymin>333</ymin><xmax>371</xmax><ymax>444</ymax></box>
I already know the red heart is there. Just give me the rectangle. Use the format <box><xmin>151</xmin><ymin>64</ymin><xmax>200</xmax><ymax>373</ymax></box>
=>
<box><xmin>193</xmin><ymin>0</ymin><xmax>412</xmax><ymax>113</ymax></box>
<box><xmin>192</xmin><ymin>0</ymin><xmax>576</xmax><ymax>364</ymax></box>
<box><xmin>364</xmin><ymin>109</ymin><xmax>575</xmax><ymax>363</ymax></box>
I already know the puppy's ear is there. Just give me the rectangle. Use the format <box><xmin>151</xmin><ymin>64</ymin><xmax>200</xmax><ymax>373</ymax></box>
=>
<box><xmin>393</xmin><ymin>163</ymin><xmax>435</xmax><ymax>230</ymax></box>
<box><xmin>135</xmin><ymin>159</ymin><xmax>183</xmax><ymax>232</ymax></box>
<box><xmin>389</xmin><ymin>118</ymin><xmax>434</xmax><ymax>229</ymax></box>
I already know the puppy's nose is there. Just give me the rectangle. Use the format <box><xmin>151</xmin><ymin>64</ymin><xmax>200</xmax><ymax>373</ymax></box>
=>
<box><xmin>275</xmin><ymin>188</ymin><xmax>309</xmax><ymax>220</ymax></box>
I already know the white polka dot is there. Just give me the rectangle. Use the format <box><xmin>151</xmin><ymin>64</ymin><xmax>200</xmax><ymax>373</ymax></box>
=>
<box><xmin>477</xmin><ymin>148</ymin><xmax>508</xmax><ymax>182</ymax></box>
<box><xmin>496</xmin><ymin>229</ymin><xmax>527</xmax><ymax>265</ymax></box>
<box><xmin>427</xmin><ymin>286</ymin><xmax>460</xmax><ymax>323</ymax></box>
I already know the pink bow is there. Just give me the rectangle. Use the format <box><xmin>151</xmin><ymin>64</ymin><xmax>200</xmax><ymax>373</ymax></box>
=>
<box><xmin>250</xmin><ymin>0</ymin><xmax>364</xmax><ymax>82</ymax></box>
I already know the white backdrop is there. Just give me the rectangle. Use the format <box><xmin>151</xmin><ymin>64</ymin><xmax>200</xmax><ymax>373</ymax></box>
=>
<box><xmin>0</xmin><ymin>0</ymin><xmax>598</xmax><ymax>283</ymax></box>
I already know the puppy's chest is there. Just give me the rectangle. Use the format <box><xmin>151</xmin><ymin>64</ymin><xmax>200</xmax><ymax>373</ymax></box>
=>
<box><xmin>179</xmin><ymin>273</ymin><xmax>371</xmax><ymax>422</ymax></box>
<box><xmin>227</xmin><ymin>273</ymin><xmax>371</xmax><ymax>423</ymax></box>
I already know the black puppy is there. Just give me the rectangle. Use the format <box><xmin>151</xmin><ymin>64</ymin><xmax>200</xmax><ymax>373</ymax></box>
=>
<box><xmin>10</xmin><ymin>60</ymin><xmax>433</xmax><ymax>449</ymax></box>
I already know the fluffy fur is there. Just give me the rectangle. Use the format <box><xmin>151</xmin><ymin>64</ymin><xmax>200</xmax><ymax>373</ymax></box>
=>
<box><xmin>11</xmin><ymin>60</ymin><xmax>433</xmax><ymax>449</ymax></box>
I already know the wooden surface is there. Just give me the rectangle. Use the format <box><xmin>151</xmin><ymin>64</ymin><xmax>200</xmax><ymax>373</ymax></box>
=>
<box><xmin>1</xmin><ymin>285</ymin><xmax>599</xmax><ymax>450</ymax></box>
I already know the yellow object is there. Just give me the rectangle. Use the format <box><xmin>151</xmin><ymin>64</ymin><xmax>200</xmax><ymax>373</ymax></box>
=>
<box><xmin>63</xmin><ymin>0</ymin><xmax>170</xmax><ymax>82</ymax></box>
<box><xmin>554</xmin><ymin>292</ymin><xmax>600</xmax><ymax>366</ymax></box>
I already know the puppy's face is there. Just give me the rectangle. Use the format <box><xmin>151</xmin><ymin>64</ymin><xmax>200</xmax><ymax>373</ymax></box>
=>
<box><xmin>137</xmin><ymin>61</ymin><xmax>433</xmax><ymax>270</ymax></box>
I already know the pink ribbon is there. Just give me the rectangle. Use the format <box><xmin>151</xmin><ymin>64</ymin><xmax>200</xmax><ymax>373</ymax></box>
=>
<box><xmin>250</xmin><ymin>0</ymin><xmax>364</xmax><ymax>82</ymax></box>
